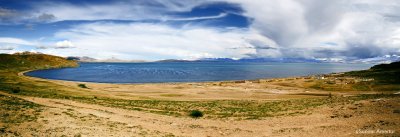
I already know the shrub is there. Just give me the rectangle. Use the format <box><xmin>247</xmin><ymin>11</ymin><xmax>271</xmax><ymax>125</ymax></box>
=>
<box><xmin>11</xmin><ymin>87</ymin><xmax>20</xmax><ymax>93</ymax></box>
<box><xmin>189</xmin><ymin>110</ymin><xmax>203</xmax><ymax>118</ymax></box>
<box><xmin>78</xmin><ymin>84</ymin><xmax>88</xmax><ymax>88</ymax></box>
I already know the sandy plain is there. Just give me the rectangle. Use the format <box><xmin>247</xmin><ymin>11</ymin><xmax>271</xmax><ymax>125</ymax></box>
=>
<box><xmin>0</xmin><ymin>71</ymin><xmax>399</xmax><ymax>137</ymax></box>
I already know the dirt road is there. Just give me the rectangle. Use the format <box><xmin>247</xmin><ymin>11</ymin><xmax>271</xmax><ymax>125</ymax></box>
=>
<box><xmin>1</xmin><ymin>91</ymin><xmax>398</xmax><ymax>137</ymax></box>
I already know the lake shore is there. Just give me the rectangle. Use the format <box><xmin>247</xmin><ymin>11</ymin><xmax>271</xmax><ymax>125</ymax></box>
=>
<box><xmin>24</xmin><ymin>62</ymin><xmax>373</xmax><ymax>83</ymax></box>
<box><xmin>2</xmin><ymin>68</ymin><xmax>396</xmax><ymax>136</ymax></box>
<box><xmin>1</xmin><ymin>54</ymin><xmax>399</xmax><ymax>136</ymax></box>
<box><xmin>20</xmin><ymin>69</ymin><xmax>383</xmax><ymax>101</ymax></box>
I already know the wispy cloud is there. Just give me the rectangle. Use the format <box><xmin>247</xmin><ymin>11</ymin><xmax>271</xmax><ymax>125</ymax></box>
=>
<box><xmin>0</xmin><ymin>7</ymin><xmax>20</xmax><ymax>24</ymax></box>
<box><xmin>0</xmin><ymin>45</ymin><xmax>15</xmax><ymax>50</ymax></box>
<box><xmin>0</xmin><ymin>37</ymin><xmax>33</xmax><ymax>45</ymax></box>
<box><xmin>34</xmin><ymin>40</ymin><xmax>76</xmax><ymax>49</ymax></box>
<box><xmin>162</xmin><ymin>13</ymin><xmax>228</xmax><ymax>21</ymax></box>
<box><xmin>29</xmin><ymin>1</ymin><xmax>210</xmax><ymax>22</ymax></box>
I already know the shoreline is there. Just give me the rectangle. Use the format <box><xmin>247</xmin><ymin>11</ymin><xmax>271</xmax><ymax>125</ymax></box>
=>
<box><xmin>14</xmin><ymin>68</ymin><xmax>396</xmax><ymax>102</ymax></box>
<box><xmin>17</xmin><ymin>68</ymin><xmax>388</xmax><ymax>102</ymax></box>
<box><xmin>20</xmin><ymin>68</ymin><xmax>339</xmax><ymax>85</ymax></box>
<box><xmin>21</xmin><ymin>61</ymin><xmax>373</xmax><ymax>85</ymax></box>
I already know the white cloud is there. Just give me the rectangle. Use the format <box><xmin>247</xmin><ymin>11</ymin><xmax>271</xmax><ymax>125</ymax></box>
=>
<box><xmin>0</xmin><ymin>37</ymin><xmax>33</xmax><ymax>45</ymax></box>
<box><xmin>55</xmin><ymin>40</ymin><xmax>75</xmax><ymax>49</ymax></box>
<box><xmin>226</xmin><ymin>0</ymin><xmax>400</xmax><ymax>59</ymax></box>
<box><xmin>32</xmin><ymin>1</ymin><xmax>210</xmax><ymax>22</ymax></box>
<box><xmin>36</xmin><ymin>22</ymin><xmax>277</xmax><ymax>60</ymax></box>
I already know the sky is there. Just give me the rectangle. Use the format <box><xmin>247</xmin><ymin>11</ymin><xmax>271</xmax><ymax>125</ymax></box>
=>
<box><xmin>0</xmin><ymin>0</ymin><xmax>399</xmax><ymax>62</ymax></box>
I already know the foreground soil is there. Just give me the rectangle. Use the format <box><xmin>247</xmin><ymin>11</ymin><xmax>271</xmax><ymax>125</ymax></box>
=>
<box><xmin>0</xmin><ymin>68</ymin><xmax>398</xmax><ymax>136</ymax></box>
<box><xmin>1</xmin><ymin>90</ymin><xmax>399</xmax><ymax>137</ymax></box>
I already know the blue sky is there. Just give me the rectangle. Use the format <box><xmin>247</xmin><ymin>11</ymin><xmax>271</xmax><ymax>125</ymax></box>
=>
<box><xmin>0</xmin><ymin>0</ymin><xmax>399</xmax><ymax>62</ymax></box>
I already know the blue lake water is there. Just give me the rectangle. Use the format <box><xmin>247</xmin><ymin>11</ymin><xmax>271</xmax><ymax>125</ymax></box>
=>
<box><xmin>26</xmin><ymin>62</ymin><xmax>373</xmax><ymax>83</ymax></box>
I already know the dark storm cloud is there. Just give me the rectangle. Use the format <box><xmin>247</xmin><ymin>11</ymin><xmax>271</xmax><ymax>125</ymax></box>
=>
<box><xmin>230</xmin><ymin>0</ymin><xmax>400</xmax><ymax>60</ymax></box>
<box><xmin>342</xmin><ymin>45</ymin><xmax>383</xmax><ymax>59</ymax></box>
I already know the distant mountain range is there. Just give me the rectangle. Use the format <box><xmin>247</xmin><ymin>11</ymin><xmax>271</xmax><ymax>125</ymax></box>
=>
<box><xmin>66</xmin><ymin>55</ymin><xmax>400</xmax><ymax>64</ymax></box>
<box><xmin>66</xmin><ymin>56</ymin><xmax>147</xmax><ymax>63</ymax></box>
<box><xmin>66</xmin><ymin>56</ymin><xmax>325</xmax><ymax>63</ymax></box>
<box><xmin>197</xmin><ymin>58</ymin><xmax>323</xmax><ymax>63</ymax></box>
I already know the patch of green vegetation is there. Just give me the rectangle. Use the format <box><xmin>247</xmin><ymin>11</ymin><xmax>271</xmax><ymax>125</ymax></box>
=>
<box><xmin>353</xmin><ymin>93</ymin><xmax>399</xmax><ymax>100</ymax></box>
<box><xmin>160</xmin><ymin>94</ymin><xmax>183</xmax><ymax>97</ymax></box>
<box><xmin>309</xmin><ymin>81</ymin><xmax>324</xmax><ymax>90</ymax></box>
<box><xmin>189</xmin><ymin>110</ymin><xmax>204</xmax><ymax>118</ymax></box>
<box><xmin>78</xmin><ymin>84</ymin><xmax>88</xmax><ymax>88</ymax></box>
<box><xmin>11</xmin><ymin>87</ymin><xmax>21</xmax><ymax>93</ymax></box>
<box><xmin>344</xmin><ymin>61</ymin><xmax>400</xmax><ymax>90</ymax></box>
<box><xmin>309</xmin><ymin>81</ymin><xmax>352</xmax><ymax>91</ymax></box>
<box><xmin>307</xmin><ymin>61</ymin><xmax>400</xmax><ymax>91</ymax></box>
<box><xmin>0</xmin><ymin>94</ymin><xmax>43</xmax><ymax>125</ymax></box>
<box><xmin>351</xmin><ymin>82</ymin><xmax>372</xmax><ymax>91</ymax></box>
<box><xmin>69</xmin><ymin>94</ymin><xmax>399</xmax><ymax>119</ymax></box>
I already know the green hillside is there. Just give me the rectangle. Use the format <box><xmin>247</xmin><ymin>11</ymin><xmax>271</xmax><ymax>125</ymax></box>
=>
<box><xmin>0</xmin><ymin>52</ymin><xmax>78</xmax><ymax>72</ymax></box>
<box><xmin>344</xmin><ymin>61</ymin><xmax>400</xmax><ymax>84</ymax></box>
<box><xmin>0</xmin><ymin>53</ymin><xmax>78</xmax><ymax>98</ymax></box>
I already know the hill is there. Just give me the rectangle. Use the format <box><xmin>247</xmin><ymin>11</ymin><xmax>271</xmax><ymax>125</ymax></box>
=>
<box><xmin>0</xmin><ymin>52</ymin><xmax>78</xmax><ymax>72</ymax></box>
<box><xmin>371</xmin><ymin>61</ymin><xmax>400</xmax><ymax>70</ymax></box>
<box><xmin>344</xmin><ymin>61</ymin><xmax>400</xmax><ymax>84</ymax></box>
<box><xmin>0</xmin><ymin>53</ymin><xmax>79</xmax><ymax>100</ymax></box>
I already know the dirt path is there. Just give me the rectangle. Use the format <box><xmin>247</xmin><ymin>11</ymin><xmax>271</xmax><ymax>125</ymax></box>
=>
<box><xmin>1</xmin><ymin>91</ymin><xmax>398</xmax><ymax>137</ymax></box>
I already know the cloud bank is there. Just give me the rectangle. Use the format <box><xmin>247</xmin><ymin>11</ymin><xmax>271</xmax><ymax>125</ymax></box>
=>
<box><xmin>38</xmin><ymin>22</ymin><xmax>276</xmax><ymax>60</ymax></box>
<box><xmin>230</xmin><ymin>0</ymin><xmax>400</xmax><ymax>59</ymax></box>
<box><xmin>0</xmin><ymin>0</ymin><xmax>399</xmax><ymax>62</ymax></box>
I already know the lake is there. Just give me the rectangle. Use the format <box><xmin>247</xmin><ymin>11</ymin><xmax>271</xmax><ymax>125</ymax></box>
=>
<box><xmin>26</xmin><ymin>62</ymin><xmax>373</xmax><ymax>83</ymax></box>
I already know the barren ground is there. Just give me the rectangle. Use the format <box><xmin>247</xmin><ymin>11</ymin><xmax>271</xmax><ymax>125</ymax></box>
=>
<box><xmin>0</xmin><ymin>73</ymin><xmax>399</xmax><ymax>137</ymax></box>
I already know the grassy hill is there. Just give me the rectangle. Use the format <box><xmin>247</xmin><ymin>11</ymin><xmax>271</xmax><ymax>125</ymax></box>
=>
<box><xmin>0</xmin><ymin>52</ymin><xmax>78</xmax><ymax>72</ymax></box>
<box><xmin>344</xmin><ymin>61</ymin><xmax>400</xmax><ymax>85</ymax></box>
<box><xmin>0</xmin><ymin>53</ymin><xmax>79</xmax><ymax>98</ymax></box>
<box><xmin>306</xmin><ymin>61</ymin><xmax>400</xmax><ymax>91</ymax></box>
